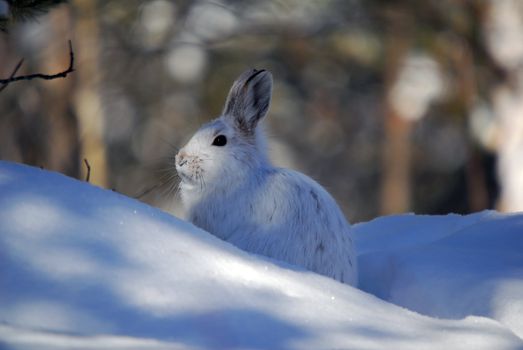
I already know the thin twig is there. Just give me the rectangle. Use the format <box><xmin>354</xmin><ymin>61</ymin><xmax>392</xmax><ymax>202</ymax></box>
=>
<box><xmin>0</xmin><ymin>40</ymin><xmax>74</xmax><ymax>90</ymax></box>
<box><xmin>0</xmin><ymin>58</ymin><xmax>24</xmax><ymax>92</ymax></box>
<box><xmin>134</xmin><ymin>182</ymin><xmax>164</xmax><ymax>199</ymax></box>
<box><xmin>83</xmin><ymin>158</ymin><xmax>91</xmax><ymax>182</ymax></box>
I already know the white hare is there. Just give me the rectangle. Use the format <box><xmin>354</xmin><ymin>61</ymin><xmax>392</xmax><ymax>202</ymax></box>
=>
<box><xmin>175</xmin><ymin>69</ymin><xmax>357</xmax><ymax>286</ymax></box>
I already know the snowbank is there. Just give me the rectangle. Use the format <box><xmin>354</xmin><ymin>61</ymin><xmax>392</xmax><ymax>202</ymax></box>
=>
<box><xmin>355</xmin><ymin>211</ymin><xmax>523</xmax><ymax>339</ymax></box>
<box><xmin>0</xmin><ymin>161</ymin><xmax>522</xmax><ymax>349</ymax></box>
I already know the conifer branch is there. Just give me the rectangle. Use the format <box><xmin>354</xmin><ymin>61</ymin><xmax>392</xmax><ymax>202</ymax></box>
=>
<box><xmin>1</xmin><ymin>0</ymin><xmax>69</xmax><ymax>32</ymax></box>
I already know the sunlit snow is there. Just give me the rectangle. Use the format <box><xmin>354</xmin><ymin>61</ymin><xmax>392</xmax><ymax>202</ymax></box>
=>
<box><xmin>0</xmin><ymin>161</ymin><xmax>522</xmax><ymax>349</ymax></box>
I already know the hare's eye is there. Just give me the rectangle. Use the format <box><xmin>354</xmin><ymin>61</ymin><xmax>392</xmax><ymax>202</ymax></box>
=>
<box><xmin>212</xmin><ymin>135</ymin><xmax>227</xmax><ymax>146</ymax></box>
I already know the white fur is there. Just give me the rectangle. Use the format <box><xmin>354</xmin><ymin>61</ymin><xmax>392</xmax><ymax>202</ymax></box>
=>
<box><xmin>176</xmin><ymin>69</ymin><xmax>357</xmax><ymax>286</ymax></box>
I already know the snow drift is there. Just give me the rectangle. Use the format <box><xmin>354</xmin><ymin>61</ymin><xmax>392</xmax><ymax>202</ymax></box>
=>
<box><xmin>0</xmin><ymin>161</ymin><xmax>522</xmax><ymax>349</ymax></box>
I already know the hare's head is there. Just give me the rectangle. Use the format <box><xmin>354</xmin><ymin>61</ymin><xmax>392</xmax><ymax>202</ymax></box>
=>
<box><xmin>176</xmin><ymin>69</ymin><xmax>273</xmax><ymax>196</ymax></box>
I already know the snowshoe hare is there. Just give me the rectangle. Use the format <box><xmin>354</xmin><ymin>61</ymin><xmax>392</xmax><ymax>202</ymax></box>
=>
<box><xmin>176</xmin><ymin>69</ymin><xmax>357</xmax><ymax>286</ymax></box>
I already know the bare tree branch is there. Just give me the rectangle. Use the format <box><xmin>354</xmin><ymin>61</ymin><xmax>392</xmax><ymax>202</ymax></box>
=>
<box><xmin>0</xmin><ymin>40</ymin><xmax>74</xmax><ymax>90</ymax></box>
<box><xmin>0</xmin><ymin>57</ymin><xmax>23</xmax><ymax>92</ymax></box>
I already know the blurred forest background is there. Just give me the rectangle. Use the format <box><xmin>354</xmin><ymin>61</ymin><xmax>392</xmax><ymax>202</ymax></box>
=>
<box><xmin>1</xmin><ymin>0</ymin><xmax>523</xmax><ymax>223</ymax></box>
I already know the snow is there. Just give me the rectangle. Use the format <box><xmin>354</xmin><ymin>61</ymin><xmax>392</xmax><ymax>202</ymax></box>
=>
<box><xmin>0</xmin><ymin>160</ymin><xmax>522</xmax><ymax>349</ymax></box>
<box><xmin>355</xmin><ymin>211</ymin><xmax>523</xmax><ymax>339</ymax></box>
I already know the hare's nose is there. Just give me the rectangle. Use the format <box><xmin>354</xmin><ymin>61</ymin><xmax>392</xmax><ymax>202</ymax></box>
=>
<box><xmin>176</xmin><ymin>151</ymin><xmax>188</xmax><ymax>167</ymax></box>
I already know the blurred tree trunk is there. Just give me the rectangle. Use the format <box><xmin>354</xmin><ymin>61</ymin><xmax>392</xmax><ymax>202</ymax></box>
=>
<box><xmin>451</xmin><ymin>38</ymin><xmax>489</xmax><ymax>212</ymax></box>
<box><xmin>71</xmin><ymin>0</ymin><xmax>107</xmax><ymax>186</ymax></box>
<box><xmin>380</xmin><ymin>13</ymin><xmax>412</xmax><ymax>215</ymax></box>
<box><xmin>0</xmin><ymin>4</ymin><xmax>79</xmax><ymax>176</ymax></box>
<box><xmin>484</xmin><ymin>0</ymin><xmax>523</xmax><ymax>212</ymax></box>
<box><xmin>381</xmin><ymin>105</ymin><xmax>412</xmax><ymax>215</ymax></box>
<box><xmin>42</xmin><ymin>5</ymin><xmax>80</xmax><ymax>177</ymax></box>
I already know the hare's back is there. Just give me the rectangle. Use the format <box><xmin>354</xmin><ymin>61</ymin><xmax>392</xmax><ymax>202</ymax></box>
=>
<box><xmin>247</xmin><ymin>168</ymin><xmax>357</xmax><ymax>284</ymax></box>
<box><xmin>267</xmin><ymin>169</ymin><xmax>350</xmax><ymax>229</ymax></box>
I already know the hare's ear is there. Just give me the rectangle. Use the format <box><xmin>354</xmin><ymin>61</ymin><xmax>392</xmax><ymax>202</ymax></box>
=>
<box><xmin>222</xmin><ymin>68</ymin><xmax>272</xmax><ymax>135</ymax></box>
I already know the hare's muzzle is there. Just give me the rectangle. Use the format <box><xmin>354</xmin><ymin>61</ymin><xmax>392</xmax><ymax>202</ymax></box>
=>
<box><xmin>175</xmin><ymin>151</ymin><xmax>194</xmax><ymax>185</ymax></box>
<box><xmin>176</xmin><ymin>151</ymin><xmax>188</xmax><ymax>167</ymax></box>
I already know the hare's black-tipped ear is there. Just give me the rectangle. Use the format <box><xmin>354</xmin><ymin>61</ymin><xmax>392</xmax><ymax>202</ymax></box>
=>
<box><xmin>222</xmin><ymin>68</ymin><xmax>273</xmax><ymax>134</ymax></box>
